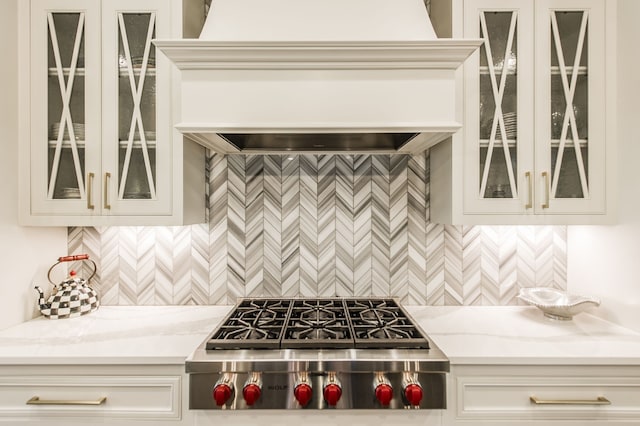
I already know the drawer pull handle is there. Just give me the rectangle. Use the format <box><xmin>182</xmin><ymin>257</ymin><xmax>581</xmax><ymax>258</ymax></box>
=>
<box><xmin>530</xmin><ymin>396</ymin><xmax>610</xmax><ymax>405</ymax></box>
<box><xmin>26</xmin><ymin>396</ymin><xmax>107</xmax><ymax>406</ymax></box>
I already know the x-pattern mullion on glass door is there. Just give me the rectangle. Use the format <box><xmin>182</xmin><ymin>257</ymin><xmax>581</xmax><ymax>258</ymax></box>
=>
<box><xmin>479</xmin><ymin>11</ymin><xmax>518</xmax><ymax>199</ymax></box>
<box><xmin>550</xmin><ymin>10</ymin><xmax>589</xmax><ymax>198</ymax></box>
<box><xmin>47</xmin><ymin>12</ymin><xmax>85</xmax><ymax>199</ymax></box>
<box><xmin>117</xmin><ymin>12</ymin><xmax>157</xmax><ymax>200</ymax></box>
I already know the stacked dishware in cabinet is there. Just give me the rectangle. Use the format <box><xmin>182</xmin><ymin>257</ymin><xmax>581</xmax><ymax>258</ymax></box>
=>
<box><xmin>19</xmin><ymin>0</ymin><xmax>206</xmax><ymax>226</ymax></box>
<box><xmin>430</xmin><ymin>0</ymin><xmax>615</xmax><ymax>225</ymax></box>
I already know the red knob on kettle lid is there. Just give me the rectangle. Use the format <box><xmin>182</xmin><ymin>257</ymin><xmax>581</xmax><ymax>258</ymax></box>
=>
<box><xmin>294</xmin><ymin>383</ymin><xmax>313</xmax><ymax>407</ymax></box>
<box><xmin>323</xmin><ymin>383</ymin><xmax>342</xmax><ymax>406</ymax></box>
<box><xmin>69</xmin><ymin>270</ymin><xmax>77</xmax><ymax>276</ymax></box>
<box><xmin>213</xmin><ymin>383</ymin><xmax>233</xmax><ymax>406</ymax></box>
<box><xmin>404</xmin><ymin>383</ymin><xmax>423</xmax><ymax>406</ymax></box>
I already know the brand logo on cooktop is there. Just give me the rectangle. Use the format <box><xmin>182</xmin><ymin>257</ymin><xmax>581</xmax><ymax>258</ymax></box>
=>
<box><xmin>267</xmin><ymin>384</ymin><xmax>289</xmax><ymax>391</ymax></box>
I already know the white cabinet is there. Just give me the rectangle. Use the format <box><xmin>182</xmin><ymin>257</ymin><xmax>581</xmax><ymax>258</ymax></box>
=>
<box><xmin>447</xmin><ymin>365</ymin><xmax>640</xmax><ymax>425</ymax></box>
<box><xmin>431</xmin><ymin>0</ymin><xmax>616</xmax><ymax>224</ymax></box>
<box><xmin>0</xmin><ymin>365</ymin><xmax>193</xmax><ymax>426</ymax></box>
<box><xmin>19</xmin><ymin>0</ymin><xmax>206</xmax><ymax>226</ymax></box>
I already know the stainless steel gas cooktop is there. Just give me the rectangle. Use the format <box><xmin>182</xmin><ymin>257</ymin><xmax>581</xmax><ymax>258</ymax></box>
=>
<box><xmin>187</xmin><ymin>298</ymin><xmax>449</xmax><ymax>410</ymax></box>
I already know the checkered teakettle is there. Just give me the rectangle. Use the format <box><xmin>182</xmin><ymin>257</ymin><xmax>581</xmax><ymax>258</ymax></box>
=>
<box><xmin>34</xmin><ymin>254</ymin><xmax>100</xmax><ymax>319</ymax></box>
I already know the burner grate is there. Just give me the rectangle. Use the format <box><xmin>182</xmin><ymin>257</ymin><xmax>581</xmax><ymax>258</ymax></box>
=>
<box><xmin>282</xmin><ymin>299</ymin><xmax>353</xmax><ymax>348</ymax></box>
<box><xmin>206</xmin><ymin>299</ymin><xmax>291</xmax><ymax>350</ymax></box>
<box><xmin>206</xmin><ymin>298</ymin><xmax>429</xmax><ymax>350</ymax></box>
<box><xmin>348</xmin><ymin>299</ymin><xmax>430</xmax><ymax>349</ymax></box>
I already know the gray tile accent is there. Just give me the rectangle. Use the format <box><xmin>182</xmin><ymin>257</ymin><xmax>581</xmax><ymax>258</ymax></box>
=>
<box><xmin>335</xmin><ymin>155</ymin><xmax>354</xmax><ymax>297</ymax></box>
<box><xmin>300</xmin><ymin>155</ymin><xmax>319</xmax><ymax>297</ymax></box>
<box><xmin>282</xmin><ymin>156</ymin><xmax>300</xmax><ymax>297</ymax></box>
<box><xmin>208</xmin><ymin>152</ymin><xmax>228</xmax><ymax>304</ymax></box>
<box><xmin>318</xmin><ymin>156</ymin><xmax>336</xmax><ymax>297</ymax></box>
<box><xmin>264</xmin><ymin>155</ymin><xmax>283</xmax><ymax>297</ymax></box>
<box><xmin>68</xmin><ymin>152</ymin><xmax>567</xmax><ymax>305</ymax></box>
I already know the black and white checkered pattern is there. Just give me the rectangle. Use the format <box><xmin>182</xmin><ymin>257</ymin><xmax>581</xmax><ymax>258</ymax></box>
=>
<box><xmin>37</xmin><ymin>278</ymin><xmax>100</xmax><ymax>320</ymax></box>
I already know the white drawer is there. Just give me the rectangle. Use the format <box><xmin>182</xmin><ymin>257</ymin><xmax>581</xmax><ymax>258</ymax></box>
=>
<box><xmin>456</xmin><ymin>375</ymin><xmax>640</xmax><ymax>421</ymax></box>
<box><xmin>0</xmin><ymin>375</ymin><xmax>181</xmax><ymax>421</ymax></box>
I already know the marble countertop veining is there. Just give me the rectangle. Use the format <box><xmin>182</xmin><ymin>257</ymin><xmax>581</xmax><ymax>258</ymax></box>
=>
<box><xmin>1</xmin><ymin>305</ymin><xmax>640</xmax><ymax>366</ymax></box>
<box><xmin>405</xmin><ymin>305</ymin><xmax>640</xmax><ymax>365</ymax></box>
<box><xmin>0</xmin><ymin>305</ymin><xmax>233</xmax><ymax>365</ymax></box>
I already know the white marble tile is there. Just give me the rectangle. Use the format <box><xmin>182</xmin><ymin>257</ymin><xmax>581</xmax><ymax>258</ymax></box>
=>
<box><xmin>3</xmin><ymin>305</ymin><xmax>640</xmax><ymax>367</ymax></box>
<box><xmin>0</xmin><ymin>306</ymin><xmax>233</xmax><ymax>365</ymax></box>
<box><xmin>406</xmin><ymin>306</ymin><xmax>640</xmax><ymax>365</ymax></box>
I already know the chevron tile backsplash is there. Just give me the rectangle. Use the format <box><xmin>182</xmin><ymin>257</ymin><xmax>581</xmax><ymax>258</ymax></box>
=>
<box><xmin>68</xmin><ymin>152</ymin><xmax>567</xmax><ymax>306</ymax></box>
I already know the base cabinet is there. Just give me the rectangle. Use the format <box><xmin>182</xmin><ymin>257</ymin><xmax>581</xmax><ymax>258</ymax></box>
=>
<box><xmin>0</xmin><ymin>365</ymin><xmax>193</xmax><ymax>426</ymax></box>
<box><xmin>447</xmin><ymin>365</ymin><xmax>640</xmax><ymax>425</ymax></box>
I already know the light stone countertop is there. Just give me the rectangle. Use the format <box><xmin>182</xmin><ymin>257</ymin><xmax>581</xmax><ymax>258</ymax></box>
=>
<box><xmin>1</xmin><ymin>305</ymin><xmax>640</xmax><ymax>366</ymax></box>
<box><xmin>405</xmin><ymin>305</ymin><xmax>640</xmax><ymax>365</ymax></box>
<box><xmin>0</xmin><ymin>305</ymin><xmax>233</xmax><ymax>365</ymax></box>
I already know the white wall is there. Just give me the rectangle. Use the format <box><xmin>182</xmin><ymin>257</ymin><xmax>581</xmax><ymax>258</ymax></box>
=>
<box><xmin>567</xmin><ymin>0</ymin><xmax>640</xmax><ymax>331</ymax></box>
<box><xmin>0</xmin><ymin>0</ymin><xmax>67</xmax><ymax>330</ymax></box>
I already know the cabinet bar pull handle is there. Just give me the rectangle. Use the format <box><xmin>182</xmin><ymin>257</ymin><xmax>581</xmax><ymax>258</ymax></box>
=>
<box><xmin>525</xmin><ymin>171</ymin><xmax>533</xmax><ymax>209</ymax></box>
<box><xmin>26</xmin><ymin>396</ymin><xmax>107</xmax><ymax>406</ymax></box>
<box><xmin>541</xmin><ymin>171</ymin><xmax>550</xmax><ymax>209</ymax></box>
<box><xmin>530</xmin><ymin>396</ymin><xmax>610</xmax><ymax>405</ymax></box>
<box><xmin>104</xmin><ymin>172</ymin><xmax>111</xmax><ymax>210</ymax></box>
<box><xmin>87</xmin><ymin>172</ymin><xmax>95</xmax><ymax>210</ymax></box>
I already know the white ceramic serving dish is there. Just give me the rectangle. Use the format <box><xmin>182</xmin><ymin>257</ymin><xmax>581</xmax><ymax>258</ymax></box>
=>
<box><xmin>517</xmin><ymin>287</ymin><xmax>600</xmax><ymax>320</ymax></box>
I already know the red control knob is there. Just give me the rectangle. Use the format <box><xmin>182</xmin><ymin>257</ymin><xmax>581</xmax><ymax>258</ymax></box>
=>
<box><xmin>213</xmin><ymin>383</ymin><xmax>232</xmax><ymax>406</ymax></box>
<box><xmin>323</xmin><ymin>383</ymin><xmax>342</xmax><ymax>406</ymax></box>
<box><xmin>375</xmin><ymin>383</ymin><xmax>393</xmax><ymax>406</ymax></box>
<box><xmin>404</xmin><ymin>383</ymin><xmax>423</xmax><ymax>406</ymax></box>
<box><xmin>243</xmin><ymin>383</ymin><xmax>261</xmax><ymax>406</ymax></box>
<box><xmin>294</xmin><ymin>383</ymin><xmax>313</xmax><ymax>407</ymax></box>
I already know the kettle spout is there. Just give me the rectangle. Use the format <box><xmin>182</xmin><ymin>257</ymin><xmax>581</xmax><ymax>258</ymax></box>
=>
<box><xmin>34</xmin><ymin>286</ymin><xmax>51</xmax><ymax>315</ymax></box>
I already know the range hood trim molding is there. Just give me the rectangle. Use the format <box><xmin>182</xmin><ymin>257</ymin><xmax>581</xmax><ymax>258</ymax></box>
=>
<box><xmin>153</xmin><ymin>39</ymin><xmax>484</xmax><ymax>70</ymax></box>
<box><xmin>178</xmin><ymin>124</ymin><xmax>461</xmax><ymax>155</ymax></box>
<box><xmin>175</xmin><ymin>123</ymin><xmax>462</xmax><ymax>133</ymax></box>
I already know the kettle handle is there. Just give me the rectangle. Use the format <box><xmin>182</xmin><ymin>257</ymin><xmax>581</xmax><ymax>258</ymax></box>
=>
<box><xmin>58</xmin><ymin>254</ymin><xmax>90</xmax><ymax>262</ymax></box>
<box><xmin>47</xmin><ymin>254</ymin><xmax>97</xmax><ymax>285</ymax></box>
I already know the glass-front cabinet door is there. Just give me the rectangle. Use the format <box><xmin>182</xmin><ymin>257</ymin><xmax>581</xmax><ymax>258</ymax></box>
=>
<box><xmin>535</xmin><ymin>0</ymin><xmax>606</xmax><ymax>214</ymax></box>
<box><xmin>432</xmin><ymin>0</ymin><xmax>612</xmax><ymax>224</ymax></box>
<box><xmin>30</xmin><ymin>0</ymin><xmax>101</xmax><ymax>216</ymax></box>
<box><xmin>28</xmin><ymin>0</ymin><xmax>171</xmax><ymax>219</ymax></box>
<box><xmin>463</xmin><ymin>0</ymin><xmax>534</xmax><ymax>214</ymax></box>
<box><xmin>22</xmin><ymin>0</ymin><xmax>203</xmax><ymax>225</ymax></box>
<box><xmin>463</xmin><ymin>0</ymin><xmax>606</xmax><ymax>217</ymax></box>
<box><xmin>102</xmin><ymin>0</ymin><xmax>171</xmax><ymax>216</ymax></box>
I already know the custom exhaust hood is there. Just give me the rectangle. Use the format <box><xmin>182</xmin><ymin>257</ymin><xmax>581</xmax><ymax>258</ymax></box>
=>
<box><xmin>154</xmin><ymin>0</ymin><xmax>482</xmax><ymax>154</ymax></box>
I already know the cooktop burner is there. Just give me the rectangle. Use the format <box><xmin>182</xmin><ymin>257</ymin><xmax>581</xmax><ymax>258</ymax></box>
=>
<box><xmin>206</xmin><ymin>298</ymin><xmax>429</xmax><ymax>350</ymax></box>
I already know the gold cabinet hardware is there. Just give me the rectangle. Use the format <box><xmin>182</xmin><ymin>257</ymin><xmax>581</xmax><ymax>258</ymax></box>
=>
<box><xmin>26</xmin><ymin>396</ymin><xmax>107</xmax><ymax>406</ymax></box>
<box><xmin>86</xmin><ymin>172</ymin><xmax>95</xmax><ymax>210</ymax></box>
<box><xmin>525</xmin><ymin>171</ymin><xmax>533</xmax><ymax>209</ymax></box>
<box><xmin>104</xmin><ymin>172</ymin><xmax>111</xmax><ymax>210</ymax></box>
<box><xmin>530</xmin><ymin>395</ymin><xmax>610</xmax><ymax>405</ymax></box>
<box><xmin>541</xmin><ymin>171</ymin><xmax>550</xmax><ymax>209</ymax></box>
